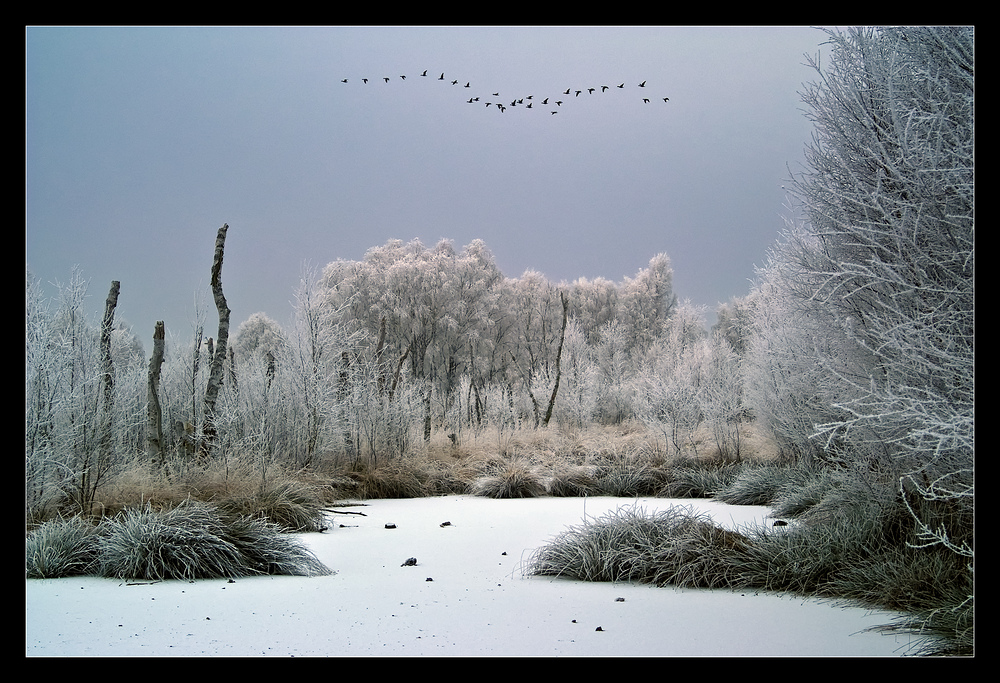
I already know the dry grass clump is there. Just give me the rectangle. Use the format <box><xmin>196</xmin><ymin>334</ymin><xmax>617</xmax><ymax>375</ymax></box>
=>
<box><xmin>595</xmin><ymin>462</ymin><xmax>671</xmax><ymax>497</ymax></box>
<box><xmin>659</xmin><ymin>460</ymin><xmax>745</xmax><ymax>499</ymax></box>
<box><xmin>547</xmin><ymin>465</ymin><xmax>600</xmax><ymax>497</ymax></box>
<box><xmin>333</xmin><ymin>461</ymin><xmax>432</xmax><ymax>500</ymax></box>
<box><xmin>468</xmin><ymin>460</ymin><xmax>546</xmax><ymax>498</ymax></box>
<box><xmin>217</xmin><ymin>479</ymin><xmax>328</xmax><ymax>532</ymax></box>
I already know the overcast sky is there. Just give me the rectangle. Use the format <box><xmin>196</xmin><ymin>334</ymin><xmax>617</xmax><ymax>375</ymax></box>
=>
<box><xmin>26</xmin><ymin>26</ymin><xmax>831</xmax><ymax>345</ymax></box>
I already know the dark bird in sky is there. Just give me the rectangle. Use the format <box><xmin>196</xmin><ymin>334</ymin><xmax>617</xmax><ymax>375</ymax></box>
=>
<box><xmin>542</xmin><ymin>98</ymin><xmax>548</xmax><ymax>104</ymax></box>
<box><xmin>493</xmin><ymin>92</ymin><xmax>499</xmax><ymax>96</ymax></box>
<box><xmin>617</xmin><ymin>83</ymin><xmax>624</xmax><ymax>88</ymax></box>
<box><xmin>383</xmin><ymin>77</ymin><xmax>390</xmax><ymax>83</ymax></box>
<box><xmin>643</xmin><ymin>98</ymin><xmax>650</xmax><ymax>103</ymax></box>
<box><xmin>663</xmin><ymin>97</ymin><xmax>670</xmax><ymax>102</ymax></box>
<box><xmin>588</xmin><ymin>88</ymin><xmax>595</xmax><ymax>94</ymax></box>
<box><xmin>639</xmin><ymin>81</ymin><xmax>646</xmax><ymax>87</ymax></box>
<box><xmin>439</xmin><ymin>73</ymin><xmax>445</xmax><ymax>80</ymax></box>
<box><xmin>363</xmin><ymin>78</ymin><xmax>368</xmax><ymax>83</ymax></box>
<box><xmin>564</xmin><ymin>88</ymin><xmax>571</xmax><ymax>94</ymax></box>
<box><xmin>555</xmin><ymin>100</ymin><xmax>563</xmax><ymax>106</ymax></box>
<box><xmin>341</xmin><ymin>79</ymin><xmax>348</xmax><ymax>83</ymax></box>
<box><xmin>551</xmin><ymin>110</ymin><xmax>558</xmax><ymax>114</ymax></box>
<box><xmin>601</xmin><ymin>85</ymin><xmax>609</xmax><ymax>92</ymax></box>
<box><xmin>452</xmin><ymin>80</ymin><xmax>459</xmax><ymax>85</ymax></box>
<box><xmin>526</xmin><ymin>102</ymin><xmax>532</xmax><ymax>108</ymax></box>
<box><xmin>575</xmin><ymin>90</ymin><xmax>582</xmax><ymax>97</ymax></box>
<box><xmin>467</xmin><ymin>98</ymin><xmax>475</xmax><ymax>103</ymax></box>
<box><xmin>465</xmin><ymin>82</ymin><xmax>470</xmax><ymax>87</ymax></box>
<box><xmin>421</xmin><ymin>70</ymin><xmax>428</xmax><ymax>76</ymax></box>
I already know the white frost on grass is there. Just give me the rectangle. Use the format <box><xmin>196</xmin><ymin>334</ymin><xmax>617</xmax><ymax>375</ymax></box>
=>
<box><xmin>26</xmin><ymin>495</ymin><xmax>914</xmax><ymax>657</ymax></box>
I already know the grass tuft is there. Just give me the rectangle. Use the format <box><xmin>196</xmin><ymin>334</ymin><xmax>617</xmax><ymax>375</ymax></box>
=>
<box><xmin>25</xmin><ymin>516</ymin><xmax>101</xmax><ymax>578</ymax></box>
<box><xmin>469</xmin><ymin>460</ymin><xmax>546</xmax><ymax>498</ymax></box>
<box><xmin>526</xmin><ymin>504</ymin><xmax>752</xmax><ymax>587</ymax></box>
<box><xmin>27</xmin><ymin>500</ymin><xmax>335</xmax><ymax>581</ymax></box>
<box><xmin>218</xmin><ymin>479</ymin><xmax>328</xmax><ymax>532</ymax></box>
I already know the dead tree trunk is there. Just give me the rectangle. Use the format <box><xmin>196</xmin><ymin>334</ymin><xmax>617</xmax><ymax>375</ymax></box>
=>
<box><xmin>100</xmin><ymin>281</ymin><xmax>120</xmax><ymax>408</ymax></box>
<box><xmin>542</xmin><ymin>291</ymin><xmax>569</xmax><ymax>427</ymax></box>
<box><xmin>99</xmin><ymin>281</ymin><xmax>120</xmax><ymax>456</ymax></box>
<box><xmin>201</xmin><ymin>223</ymin><xmax>232</xmax><ymax>459</ymax></box>
<box><xmin>147</xmin><ymin>320</ymin><xmax>166</xmax><ymax>467</ymax></box>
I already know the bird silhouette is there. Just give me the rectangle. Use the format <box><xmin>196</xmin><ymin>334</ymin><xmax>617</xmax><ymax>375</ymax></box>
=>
<box><xmin>601</xmin><ymin>85</ymin><xmax>609</xmax><ymax>92</ymax></box>
<box><xmin>421</xmin><ymin>70</ymin><xmax>428</xmax><ymax>76</ymax></box>
<box><xmin>542</xmin><ymin>98</ymin><xmax>548</xmax><ymax>104</ymax></box>
<box><xmin>363</xmin><ymin>78</ymin><xmax>368</xmax><ymax>84</ymax></box>
<box><xmin>617</xmin><ymin>83</ymin><xmax>624</xmax><ymax>88</ymax></box>
<box><xmin>383</xmin><ymin>77</ymin><xmax>390</xmax><ymax>83</ymax></box>
<box><xmin>341</xmin><ymin>79</ymin><xmax>348</xmax><ymax>83</ymax></box>
<box><xmin>452</xmin><ymin>80</ymin><xmax>459</xmax><ymax>85</ymax></box>
<box><xmin>663</xmin><ymin>97</ymin><xmax>670</xmax><ymax>102</ymax></box>
<box><xmin>439</xmin><ymin>73</ymin><xmax>445</xmax><ymax>80</ymax></box>
<box><xmin>555</xmin><ymin>100</ymin><xmax>563</xmax><ymax>106</ymax></box>
<box><xmin>643</xmin><ymin>98</ymin><xmax>650</xmax><ymax>103</ymax></box>
<box><xmin>639</xmin><ymin>81</ymin><xmax>646</xmax><ymax>87</ymax></box>
<box><xmin>575</xmin><ymin>90</ymin><xmax>582</xmax><ymax>97</ymax></box>
<box><xmin>588</xmin><ymin>88</ymin><xmax>595</xmax><ymax>94</ymax></box>
<box><xmin>464</xmin><ymin>82</ymin><xmax>470</xmax><ymax>87</ymax></box>
<box><xmin>563</xmin><ymin>88</ymin><xmax>571</xmax><ymax>94</ymax></box>
<box><xmin>551</xmin><ymin>110</ymin><xmax>558</xmax><ymax>114</ymax></box>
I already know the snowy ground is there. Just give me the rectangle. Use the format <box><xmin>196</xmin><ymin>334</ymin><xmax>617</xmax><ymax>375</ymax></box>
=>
<box><xmin>26</xmin><ymin>495</ymin><xmax>918</xmax><ymax>657</ymax></box>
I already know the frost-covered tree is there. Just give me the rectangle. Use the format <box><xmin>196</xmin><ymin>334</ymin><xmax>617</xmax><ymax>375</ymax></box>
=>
<box><xmin>634</xmin><ymin>302</ymin><xmax>709</xmax><ymax>455</ymax></box>
<box><xmin>620</xmin><ymin>253</ymin><xmax>678</xmax><ymax>349</ymax></box>
<box><xmin>26</xmin><ymin>268</ymin><xmax>145</xmax><ymax>520</ymax></box>
<box><xmin>233</xmin><ymin>312</ymin><xmax>288</xmax><ymax>370</ymax></box>
<box><xmin>747</xmin><ymin>27</ymin><xmax>973</xmax><ymax>545</ymax></box>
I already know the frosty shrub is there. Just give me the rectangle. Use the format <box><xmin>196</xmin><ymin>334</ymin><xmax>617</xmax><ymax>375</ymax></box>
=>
<box><xmin>741</xmin><ymin>28</ymin><xmax>973</xmax><ymax>653</ymax></box>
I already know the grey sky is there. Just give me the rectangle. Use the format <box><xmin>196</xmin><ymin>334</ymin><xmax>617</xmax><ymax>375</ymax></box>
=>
<box><xmin>26</xmin><ymin>26</ymin><xmax>829</xmax><ymax>344</ymax></box>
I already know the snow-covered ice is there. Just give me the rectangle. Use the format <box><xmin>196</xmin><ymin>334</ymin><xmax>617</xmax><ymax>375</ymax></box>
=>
<box><xmin>26</xmin><ymin>495</ymin><xmax>916</xmax><ymax>657</ymax></box>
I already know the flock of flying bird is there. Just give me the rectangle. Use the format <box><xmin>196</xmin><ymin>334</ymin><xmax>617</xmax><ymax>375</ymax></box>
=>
<box><xmin>339</xmin><ymin>69</ymin><xmax>670</xmax><ymax>115</ymax></box>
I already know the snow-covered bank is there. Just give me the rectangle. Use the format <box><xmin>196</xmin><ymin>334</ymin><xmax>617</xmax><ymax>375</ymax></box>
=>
<box><xmin>26</xmin><ymin>495</ymin><xmax>914</xmax><ymax>656</ymax></box>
